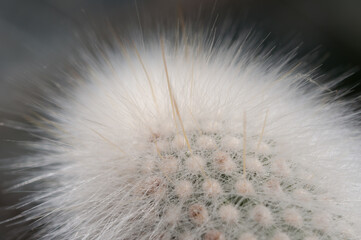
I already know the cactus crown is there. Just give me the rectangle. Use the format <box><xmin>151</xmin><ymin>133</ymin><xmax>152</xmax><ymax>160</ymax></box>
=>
<box><xmin>9</xmin><ymin>30</ymin><xmax>361</xmax><ymax>240</ymax></box>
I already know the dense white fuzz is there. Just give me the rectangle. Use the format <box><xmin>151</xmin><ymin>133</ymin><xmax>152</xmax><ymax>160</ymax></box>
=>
<box><xmin>202</xmin><ymin>121</ymin><xmax>221</xmax><ymax>133</ymax></box>
<box><xmin>264</xmin><ymin>178</ymin><xmax>283</xmax><ymax>196</ymax></box>
<box><xmin>244</xmin><ymin>157</ymin><xmax>264</xmax><ymax>173</ymax></box>
<box><xmin>282</xmin><ymin>208</ymin><xmax>303</xmax><ymax>228</ymax></box>
<box><xmin>175</xmin><ymin>180</ymin><xmax>193</xmax><ymax>198</ymax></box>
<box><xmin>204</xmin><ymin>230</ymin><xmax>225</xmax><ymax>240</ymax></box>
<box><xmin>271</xmin><ymin>232</ymin><xmax>290</xmax><ymax>240</ymax></box>
<box><xmin>156</xmin><ymin>139</ymin><xmax>169</xmax><ymax>152</ymax></box>
<box><xmin>235</xmin><ymin>179</ymin><xmax>255</xmax><ymax>196</ymax></box>
<box><xmin>293</xmin><ymin>188</ymin><xmax>312</xmax><ymax>202</ymax></box>
<box><xmin>197</xmin><ymin>135</ymin><xmax>217</xmax><ymax>150</ymax></box>
<box><xmin>179</xmin><ymin>232</ymin><xmax>194</xmax><ymax>240</ymax></box>
<box><xmin>141</xmin><ymin>158</ymin><xmax>155</xmax><ymax>173</ymax></box>
<box><xmin>172</xmin><ymin>134</ymin><xmax>187</xmax><ymax>150</ymax></box>
<box><xmin>165</xmin><ymin>205</ymin><xmax>181</xmax><ymax>224</ymax></box>
<box><xmin>250</xmin><ymin>205</ymin><xmax>273</xmax><ymax>227</ymax></box>
<box><xmin>159</xmin><ymin>156</ymin><xmax>178</xmax><ymax>174</ymax></box>
<box><xmin>140</xmin><ymin>176</ymin><xmax>165</xmax><ymax>196</ymax></box>
<box><xmin>214</xmin><ymin>151</ymin><xmax>237</xmax><ymax>173</ymax></box>
<box><xmin>312</xmin><ymin>212</ymin><xmax>332</xmax><ymax>231</ymax></box>
<box><xmin>304</xmin><ymin>237</ymin><xmax>318</xmax><ymax>240</ymax></box>
<box><xmin>185</xmin><ymin>155</ymin><xmax>205</xmax><ymax>172</ymax></box>
<box><xmin>10</xmin><ymin>23</ymin><xmax>361</xmax><ymax>240</ymax></box>
<box><xmin>203</xmin><ymin>178</ymin><xmax>223</xmax><ymax>197</ymax></box>
<box><xmin>189</xmin><ymin>204</ymin><xmax>209</xmax><ymax>225</ymax></box>
<box><xmin>257</xmin><ymin>142</ymin><xmax>272</xmax><ymax>155</ymax></box>
<box><xmin>222</xmin><ymin>136</ymin><xmax>241</xmax><ymax>151</ymax></box>
<box><xmin>219</xmin><ymin>204</ymin><xmax>239</xmax><ymax>223</ymax></box>
<box><xmin>239</xmin><ymin>233</ymin><xmax>257</xmax><ymax>240</ymax></box>
<box><xmin>271</xmin><ymin>159</ymin><xmax>291</xmax><ymax>176</ymax></box>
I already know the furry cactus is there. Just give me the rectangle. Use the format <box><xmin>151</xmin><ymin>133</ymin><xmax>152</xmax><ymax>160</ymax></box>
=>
<box><xmin>5</xmin><ymin>26</ymin><xmax>361</xmax><ymax>239</ymax></box>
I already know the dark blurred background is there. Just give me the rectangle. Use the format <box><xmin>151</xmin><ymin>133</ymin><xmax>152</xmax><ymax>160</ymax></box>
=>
<box><xmin>1</xmin><ymin>0</ymin><xmax>361</xmax><ymax>239</ymax></box>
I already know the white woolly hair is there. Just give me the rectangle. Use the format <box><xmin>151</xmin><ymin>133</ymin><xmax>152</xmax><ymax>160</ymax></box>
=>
<box><xmin>4</xmin><ymin>21</ymin><xmax>361</xmax><ymax>240</ymax></box>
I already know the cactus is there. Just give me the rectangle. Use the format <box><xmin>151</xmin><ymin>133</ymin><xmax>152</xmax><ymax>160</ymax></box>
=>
<box><xmin>6</xmin><ymin>29</ymin><xmax>361</xmax><ymax>240</ymax></box>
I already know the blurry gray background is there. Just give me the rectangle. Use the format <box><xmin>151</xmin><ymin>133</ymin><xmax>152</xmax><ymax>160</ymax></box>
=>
<box><xmin>1</xmin><ymin>0</ymin><xmax>361</xmax><ymax>239</ymax></box>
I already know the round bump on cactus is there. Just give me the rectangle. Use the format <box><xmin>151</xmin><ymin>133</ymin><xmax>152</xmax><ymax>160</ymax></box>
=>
<box><xmin>140</xmin><ymin>176</ymin><xmax>165</xmax><ymax>197</ymax></box>
<box><xmin>164</xmin><ymin>205</ymin><xmax>181</xmax><ymax>224</ymax></box>
<box><xmin>244</xmin><ymin>157</ymin><xmax>265</xmax><ymax>174</ymax></box>
<box><xmin>185</xmin><ymin>155</ymin><xmax>205</xmax><ymax>173</ymax></box>
<box><xmin>222</xmin><ymin>136</ymin><xmax>241</xmax><ymax>151</ymax></box>
<box><xmin>188</xmin><ymin>204</ymin><xmax>209</xmax><ymax>225</ymax></box>
<box><xmin>264</xmin><ymin>178</ymin><xmax>283</xmax><ymax>196</ymax></box>
<box><xmin>197</xmin><ymin>135</ymin><xmax>217</xmax><ymax>150</ymax></box>
<box><xmin>219</xmin><ymin>204</ymin><xmax>239</xmax><ymax>224</ymax></box>
<box><xmin>175</xmin><ymin>180</ymin><xmax>193</xmax><ymax>199</ymax></box>
<box><xmin>213</xmin><ymin>151</ymin><xmax>237</xmax><ymax>174</ymax></box>
<box><xmin>235</xmin><ymin>179</ymin><xmax>255</xmax><ymax>196</ymax></box>
<box><xmin>282</xmin><ymin>208</ymin><xmax>303</xmax><ymax>228</ymax></box>
<box><xmin>202</xmin><ymin>178</ymin><xmax>223</xmax><ymax>197</ymax></box>
<box><xmin>250</xmin><ymin>205</ymin><xmax>274</xmax><ymax>227</ymax></box>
